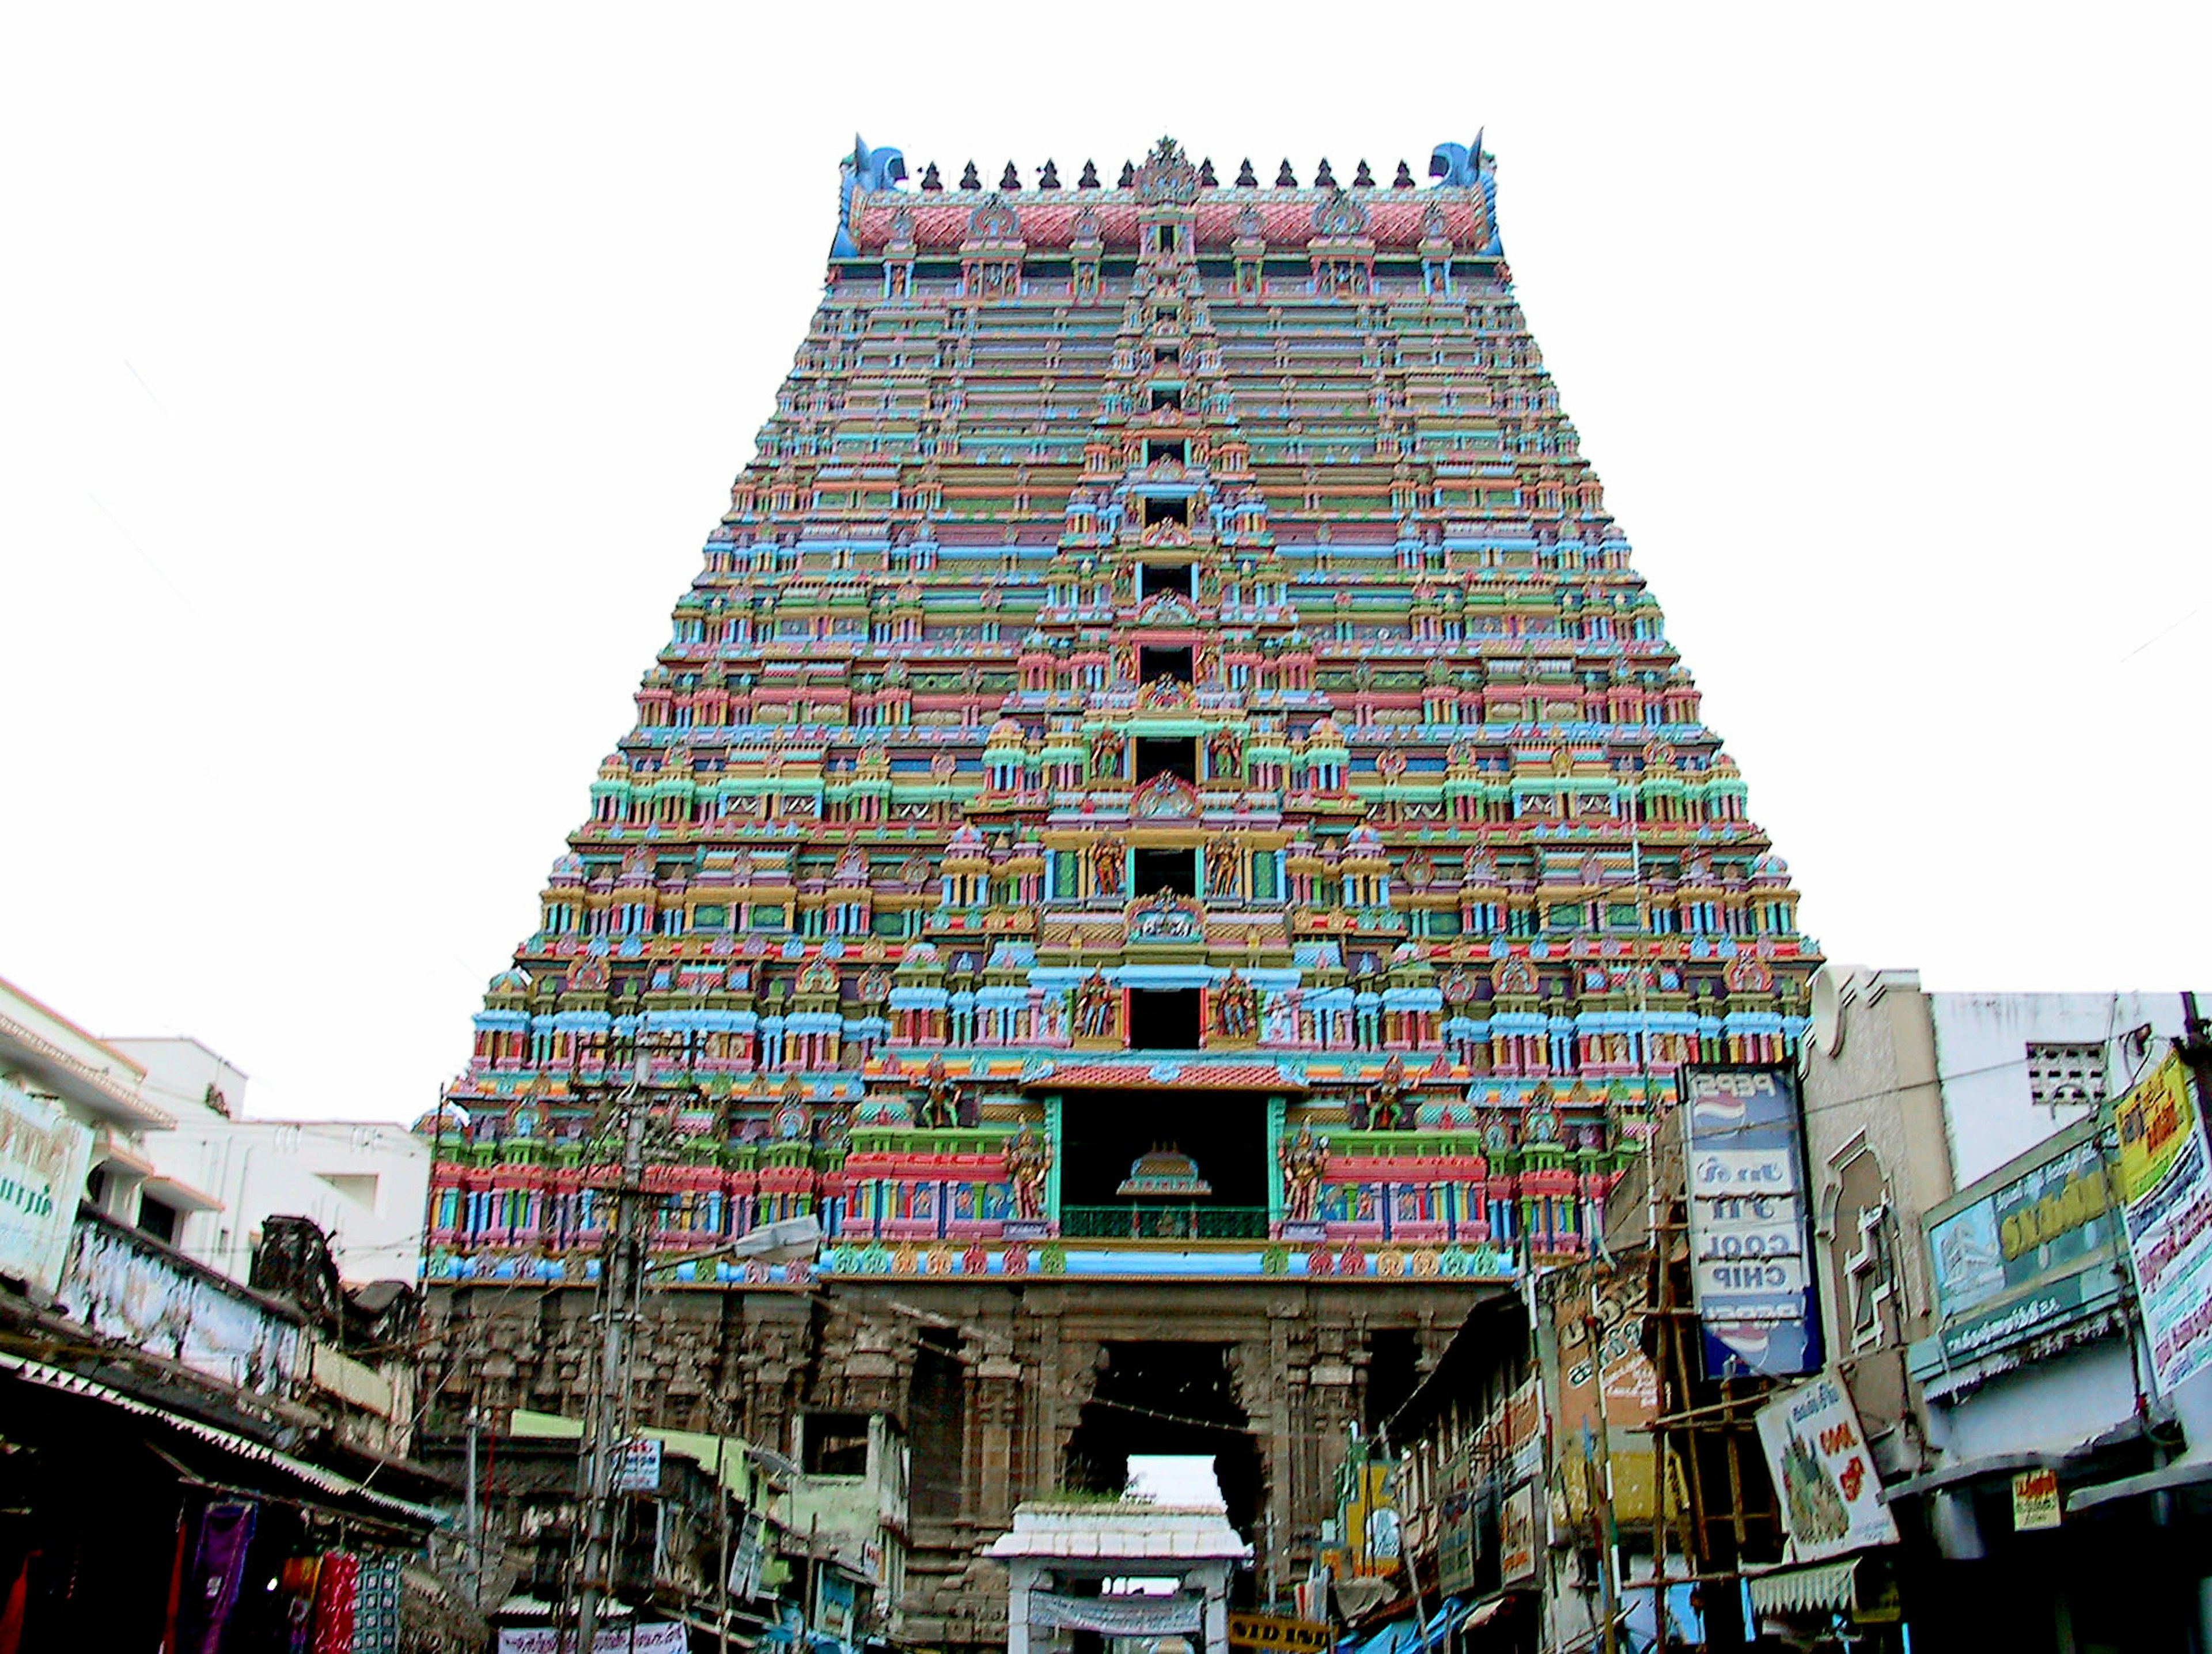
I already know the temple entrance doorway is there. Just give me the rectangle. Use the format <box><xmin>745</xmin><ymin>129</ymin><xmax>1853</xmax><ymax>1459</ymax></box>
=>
<box><xmin>1063</xmin><ymin>1341</ymin><xmax>1265</xmax><ymax>1545</ymax></box>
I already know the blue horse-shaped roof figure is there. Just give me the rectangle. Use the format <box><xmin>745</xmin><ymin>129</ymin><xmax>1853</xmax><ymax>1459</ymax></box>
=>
<box><xmin>832</xmin><ymin>135</ymin><xmax>907</xmax><ymax>258</ymax></box>
<box><xmin>1429</xmin><ymin>131</ymin><xmax>1503</xmax><ymax>256</ymax></box>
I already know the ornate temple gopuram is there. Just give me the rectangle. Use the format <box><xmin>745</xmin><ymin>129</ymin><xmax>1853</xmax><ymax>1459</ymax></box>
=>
<box><xmin>423</xmin><ymin>137</ymin><xmax>1815</xmax><ymax>1640</ymax></box>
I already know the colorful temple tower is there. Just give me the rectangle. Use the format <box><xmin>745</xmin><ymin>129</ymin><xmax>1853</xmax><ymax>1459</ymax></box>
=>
<box><xmin>425</xmin><ymin>137</ymin><xmax>1814</xmax><ymax>1639</ymax></box>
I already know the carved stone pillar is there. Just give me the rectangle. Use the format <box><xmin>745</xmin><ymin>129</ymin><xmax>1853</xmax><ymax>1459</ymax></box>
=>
<box><xmin>972</xmin><ymin>1350</ymin><xmax>1024</xmax><ymax>1527</ymax></box>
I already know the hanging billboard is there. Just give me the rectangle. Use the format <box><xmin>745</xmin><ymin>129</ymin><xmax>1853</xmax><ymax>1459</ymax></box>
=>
<box><xmin>1924</xmin><ymin>1118</ymin><xmax>2124</xmax><ymax>1364</ymax></box>
<box><xmin>1680</xmin><ymin>1065</ymin><xmax>1823</xmax><ymax>1379</ymax></box>
<box><xmin>1753</xmin><ymin>1373</ymin><xmax>1899</xmax><ymax>1562</ymax></box>
<box><xmin>2112</xmin><ymin>1050</ymin><xmax>2212</xmax><ymax>1393</ymax></box>
<box><xmin>0</xmin><ymin>1079</ymin><xmax>93</xmax><ymax>1296</ymax></box>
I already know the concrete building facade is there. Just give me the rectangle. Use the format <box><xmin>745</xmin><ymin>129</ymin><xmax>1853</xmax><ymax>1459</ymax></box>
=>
<box><xmin>1799</xmin><ymin>967</ymin><xmax>2212</xmax><ymax>1648</ymax></box>
<box><xmin>111</xmin><ymin>1035</ymin><xmax>431</xmax><ymax>1285</ymax></box>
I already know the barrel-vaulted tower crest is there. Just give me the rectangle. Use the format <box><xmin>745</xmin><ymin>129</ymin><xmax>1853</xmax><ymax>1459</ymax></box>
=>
<box><xmin>424</xmin><ymin>134</ymin><xmax>1813</xmax><ymax>1640</ymax></box>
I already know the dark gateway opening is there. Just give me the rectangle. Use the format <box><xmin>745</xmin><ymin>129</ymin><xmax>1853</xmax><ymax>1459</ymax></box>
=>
<box><xmin>1133</xmin><ymin>846</ymin><xmax>1196</xmax><ymax>897</ymax></box>
<box><xmin>1127</xmin><ymin>987</ymin><xmax>1202</xmax><ymax>1050</ymax></box>
<box><xmin>1064</xmin><ymin>1342</ymin><xmax>1263</xmax><ymax>1545</ymax></box>
<box><xmin>1059</xmin><ymin>1083</ymin><xmax>1269</xmax><ymax>1248</ymax></box>
<box><xmin>1135</xmin><ymin>736</ymin><xmax>1196</xmax><ymax>785</ymax></box>
<box><xmin>1137</xmin><ymin>561</ymin><xmax>1195</xmax><ymax>602</ymax></box>
<box><xmin>1139</xmin><ymin>644</ymin><xmax>1193</xmax><ymax>683</ymax></box>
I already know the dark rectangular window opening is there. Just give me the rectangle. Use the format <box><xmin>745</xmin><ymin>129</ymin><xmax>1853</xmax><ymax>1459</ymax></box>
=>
<box><xmin>1141</xmin><ymin>496</ymin><xmax>1189</xmax><ymax>529</ymax></box>
<box><xmin>138</xmin><ymin>1194</ymin><xmax>180</xmax><ymax>1246</ymax></box>
<box><xmin>1139</xmin><ymin>645</ymin><xmax>1192</xmax><ymax>684</ymax></box>
<box><xmin>1157</xmin><ymin>225</ymin><xmax>1179</xmax><ymax>254</ymax></box>
<box><xmin>802</xmin><ymin>1412</ymin><xmax>872</xmax><ymax>1477</ymax></box>
<box><xmin>1137</xmin><ymin>561</ymin><xmax>1194</xmax><ymax>601</ymax></box>
<box><xmin>1145</xmin><ymin>438</ymin><xmax>1187</xmax><ymax>465</ymax></box>
<box><xmin>1149</xmin><ymin>384</ymin><xmax>1183</xmax><ymax>411</ymax></box>
<box><xmin>1136</xmin><ymin>736</ymin><xmax>1197</xmax><ymax>785</ymax></box>
<box><xmin>1153</xmin><ymin>345</ymin><xmax>1179</xmax><ymax>365</ymax></box>
<box><xmin>1134</xmin><ymin>846</ymin><xmax>1197</xmax><ymax>898</ymax></box>
<box><xmin>1128</xmin><ymin>988</ymin><xmax>1203</xmax><ymax>1051</ymax></box>
<box><xmin>1153</xmin><ymin>306</ymin><xmax>1176</xmax><ymax>328</ymax></box>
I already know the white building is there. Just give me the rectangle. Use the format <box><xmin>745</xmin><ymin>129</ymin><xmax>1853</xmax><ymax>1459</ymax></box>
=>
<box><xmin>0</xmin><ymin>974</ymin><xmax>172</xmax><ymax>1285</ymax></box>
<box><xmin>108</xmin><ymin>1036</ymin><xmax>430</xmax><ymax>1286</ymax></box>
<box><xmin>987</xmin><ymin>1499</ymin><xmax>1251</xmax><ymax>1654</ymax></box>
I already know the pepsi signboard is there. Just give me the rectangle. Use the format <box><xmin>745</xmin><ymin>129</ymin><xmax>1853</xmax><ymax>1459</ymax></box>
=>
<box><xmin>1680</xmin><ymin>1065</ymin><xmax>1824</xmax><ymax>1379</ymax></box>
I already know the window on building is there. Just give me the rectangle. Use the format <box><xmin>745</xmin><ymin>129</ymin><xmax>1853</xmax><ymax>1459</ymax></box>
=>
<box><xmin>801</xmin><ymin>1413</ymin><xmax>871</xmax><ymax>1477</ymax></box>
<box><xmin>1129</xmin><ymin>989</ymin><xmax>1202</xmax><ymax>1050</ymax></box>
<box><xmin>319</xmin><ymin>1173</ymin><xmax>379</xmax><ymax>1209</ymax></box>
<box><xmin>2027</xmin><ymin>1042</ymin><xmax>2108</xmax><ymax>1111</ymax></box>
<box><xmin>1843</xmin><ymin>1202</ymin><xmax>1895</xmax><ymax>1354</ymax></box>
<box><xmin>1141</xmin><ymin>496</ymin><xmax>1188</xmax><ymax>531</ymax></box>
<box><xmin>1137</xmin><ymin>561</ymin><xmax>1194</xmax><ymax>601</ymax></box>
<box><xmin>1135</xmin><ymin>737</ymin><xmax>1198</xmax><ymax>785</ymax></box>
<box><xmin>1139</xmin><ymin>645</ymin><xmax>1193</xmax><ymax>684</ymax></box>
<box><xmin>1249</xmin><ymin>853</ymin><xmax>1279</xmax><ymax>902</ymax></box>
<box><xmin>1145</xmin><ymin>438</ymin><xmax>1187</xmax><ymax>465</ymax></box>
<box><xmin>138</xmin><ymin>1194</ymin><xmax>180</xmax><ymax>1247</ymax></box>
<box><xmin>1134</xmin><ymin>846</ymin><xmax>1196</xmax><ymax>898</ymax></box>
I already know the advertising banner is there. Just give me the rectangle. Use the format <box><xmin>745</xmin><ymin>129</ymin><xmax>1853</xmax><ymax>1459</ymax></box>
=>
<box><xmin>2011</xmin><ymin>1468</ymin><xmax>2062</xmax><ymax>1531</ymax></box>
<box><xmin>2112</xmin><ymin>1051</ymin><xmax>2212</xmax><ymax>1392</ymax></box>
<box><xmin>613</xmin><ymin>1436</ymin><xmax>662</xmax><ymax>1493</ymax></box>
<box><xmin>1681</xmin><ymin>1066</ymin><xmax>1823</xmax><ymax>1379</ymax></box>
<box><xmin>1753</xmin><ymin>1374</ymin><xmax>1899</xmax><ymax>1562</ymax></box>
<box><xmin>1334</xmin><ymin>1458</ymin><xmax>1401</xmax><ymax>1577</ymax></box>
<box><xmin>1929</xmin><ymin>1126</ymin><xmax>2117</xmax><ymax>1321</ymax></box>
<box><xmin>1550</xmin><ymin>1269</ymin><xmax>1660</xmax><ymax>1523</ymax></box>
<box><xmin>1228</xmin><ymin>1611</ymin><xmax>1332</xmax><ymax>1653</ymax></box>
<box><xmin>1925</xmin><ymin>1120</ymin><xmax>2123</xmax><ymax>1363</ymax></box>
<box><xmin>61</xmin><ymin>1220</ymin><xmax>302</xmax><ymax>1395</ymax></box>
<box><xmin>0</xmin><ymin>1079</ymin><xmax>93</xmax><ymax>1295</ymax></box>
<box><xmin>1435</xmin><ymin>1443</ymin><xmax>1475</xmax><ymax>1596</ymax></box>
<box><xmin>495</xmin><ymin>1625</ymin><xmax>685</xmax><ymax>1654</ymax></box>
<box><xmin>1497</xmin><ymin>1482</ymin><xmax>1537</xmax><ymax>1585</ymax></box>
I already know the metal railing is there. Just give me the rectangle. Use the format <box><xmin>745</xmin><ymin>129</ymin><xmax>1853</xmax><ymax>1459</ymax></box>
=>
<box><xmin>1058</xmin><ymin>1205</ymin><xmax>1269</xmax><ymax>1241</ymax></box>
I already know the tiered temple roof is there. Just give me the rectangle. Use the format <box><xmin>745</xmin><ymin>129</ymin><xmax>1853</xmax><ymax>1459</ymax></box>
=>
<box><xmin>427</xmin><ymin>136</ymin><xmax>1815</xmax><ymax>1289</ymax></box>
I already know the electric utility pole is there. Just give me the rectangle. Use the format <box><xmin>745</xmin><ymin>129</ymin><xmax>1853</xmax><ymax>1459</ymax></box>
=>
<box><xmin>573</xmin><ymin>1047</ymin><xmax>655</xmax><ymax>1652</ymax></box>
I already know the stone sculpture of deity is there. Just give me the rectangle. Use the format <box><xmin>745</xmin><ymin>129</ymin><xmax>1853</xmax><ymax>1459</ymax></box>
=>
<box><xmin>1093</xmin><ymin>838</ymin><xmax>1126</xmax><ymax>897</ymax></box>
<box><xmin>914</xmin><ymin>1055</ymin><xmax>960</xmax><ymax>1129</ymax></box>
<box><xmin>1366</xmin><ymin>1054</ymin><xmax>1412</xmax><ymax>1130</ymax></box>
<box><xmin>1279</xmin><ymin>1125</ymin><xmax>1328</xmax><ymax>1225</ymax></box>
<box><xmin>1214</xmin><ymin>971</ymin><xmax>1259</xmax><ymax>1041</ymax></box>
<box><xmin>1005</xmin><ymin>1123</ymin><xmax>1052</xmax><ymax>1222</ymax></box>
<box><xmin>1073</xmin><ymin>971</ymin><xmax>1119</xmax><ymax>1040</ymax></box>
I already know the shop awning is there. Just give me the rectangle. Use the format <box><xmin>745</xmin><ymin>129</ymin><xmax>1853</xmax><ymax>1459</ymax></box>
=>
<box><xmin>2069</xmin><ymin>1458</ymin><xmax>2212</xmax><ymax>1512</ymax></box>
<box><xmin>1350</xmin><ymin>1622</ymin><xmax>1418</xmax><ymax>1654</ymax></box>
<box><xmin>1415</xmin><ymin>1599</ymin><xmax>1465</xmax><ymax>1649</ymax></box>
<box><xmin>1746</xmin><ymin>1558</ymin><xmax>1858</xmax><ymax>1617</ymax></box>
<box><xmin>1460</xmin><ymin>1597</ymin><xmax>1509</xmax><ymax>1631</ymax></box>
<box><xmin>1881</xmin><ymin>1451</ymin><xmax>2055</xmax><ymax>1500</ymax></box>
<box><xmin>0</xmin><ymin>1350</ymin><xmax>446</xmax><ymax>1530</ymax></box>
<box><xmin>141</xmin><ymin>1172</ymin><xmax>224</xmax><ymax>1212</ymax></box>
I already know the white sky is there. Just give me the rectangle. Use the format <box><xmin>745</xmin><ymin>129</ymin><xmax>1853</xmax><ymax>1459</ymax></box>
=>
<box><xmin>1127</xmin><ymin>1455</ymin><xmax>1224</xmax><ymax>1509</ymax></box>
<box><xmin>3</xmin><ymin>5</ymin><xmax>2206</xmax><ymax>1121</ymax></box>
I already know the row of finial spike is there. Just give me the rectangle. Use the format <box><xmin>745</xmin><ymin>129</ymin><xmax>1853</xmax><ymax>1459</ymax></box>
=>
<box><xmin>915</xmin><ymin>158</ymin><xmax>1425</xmax><ymax>192</ymax></box>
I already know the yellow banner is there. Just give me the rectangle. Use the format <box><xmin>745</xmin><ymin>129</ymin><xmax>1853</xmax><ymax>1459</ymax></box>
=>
<box><xmin>2116</xmin><ymin>1051</ymin><xmax>2198</xmax><ymax>1204</ymax></box>
<box><xmin>1228</xmin><ymin>1611</ymin><xmax>1332</xmax><ymax>1652</ymax></box>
